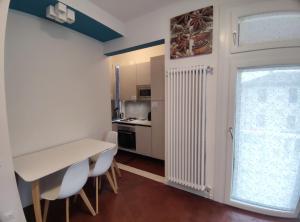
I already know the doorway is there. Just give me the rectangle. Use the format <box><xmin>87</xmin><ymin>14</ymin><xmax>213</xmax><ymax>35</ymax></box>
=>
<box><xmin>109</xmin><ymin>44</ymin><xmax>166</xmax><ymax>179</ymax></box>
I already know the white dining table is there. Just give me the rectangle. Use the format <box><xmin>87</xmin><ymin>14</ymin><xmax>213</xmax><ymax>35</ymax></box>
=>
<box><xmin>13</xmin><ymin>138</ymin><xmax>116</xmax><ymax>222</ymax></box>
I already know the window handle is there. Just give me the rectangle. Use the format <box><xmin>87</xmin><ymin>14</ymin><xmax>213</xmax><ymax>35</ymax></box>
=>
<box><xmin>229</xmin><ymin>127</ymin><xmax>234</xmax><ymax>140</ymax></box>
<box><xmin>232</xmin><ymin>31</ymin><xmax>237</xmax><ymax>46</ymax></box>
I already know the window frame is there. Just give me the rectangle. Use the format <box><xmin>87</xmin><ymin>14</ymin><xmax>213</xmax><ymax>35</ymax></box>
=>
<box><xmin>225</xmin><ymin>54</ymin><xmax>300</xmax><ymax>218</ymax></box>
<box><xmin>230</xmin><ymin>2</ymin><xmax>300</xmax><ymax>54</ymax></box>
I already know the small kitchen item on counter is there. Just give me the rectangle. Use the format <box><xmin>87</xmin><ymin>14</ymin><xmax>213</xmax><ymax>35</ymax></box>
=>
<box><xmin>148</xmin><ymin>112</ymin><xmax>151</xmax><ymax>121</ymax></box>
<box><xmin>119</xmin><ymin>112</ymin><xmax>124</xmax><ymax>119</ymax></box>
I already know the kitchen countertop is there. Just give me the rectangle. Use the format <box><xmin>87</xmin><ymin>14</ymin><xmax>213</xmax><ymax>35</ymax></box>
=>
<box><xmin>112</xmin><ymin>119</ymin><xmax>151</xmax><ymax>127</ymax></box>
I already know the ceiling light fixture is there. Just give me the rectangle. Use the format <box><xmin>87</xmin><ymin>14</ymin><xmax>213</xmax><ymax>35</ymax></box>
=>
<box><xmin>46</xmin><ymin>2</ymin><xmax>75</xmax><ymax>24</ymax></box>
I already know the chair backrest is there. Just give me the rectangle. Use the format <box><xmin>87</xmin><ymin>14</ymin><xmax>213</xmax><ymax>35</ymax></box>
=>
<box><xmin>58</xmin><ymin>159</ymin><xmax>89</xmax><ymax>199</ymax></box>
<box><xmin>90</xmin><ymin>148</ymin><xmax>115</xmax><ymax>177</ymax></box>
<box><xmin>104</xmin><ymin>131</ymin><xmax>118</xmax><ymax>156</ymax></box>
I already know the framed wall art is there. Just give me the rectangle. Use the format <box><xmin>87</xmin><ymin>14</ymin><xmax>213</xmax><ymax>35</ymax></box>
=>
<box><xmin>170</xmin><ymin>6</ymin><xmax>213</xmax><ymax>59</ymax></box>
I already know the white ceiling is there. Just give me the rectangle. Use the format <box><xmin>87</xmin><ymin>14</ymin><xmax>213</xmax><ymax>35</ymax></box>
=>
<box><xmin>90</xmin><ymin>0</ymin><xmax>181</xmax><ymax>22</ymax></box>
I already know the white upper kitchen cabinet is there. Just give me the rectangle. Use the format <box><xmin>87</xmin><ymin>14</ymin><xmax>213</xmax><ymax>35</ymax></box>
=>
<box><xmin>151</xmin><ymin>55</ymin><xmax>165</xmax><ymax>100</ymax></box>
<box><xmin>119</xmin><ymin>64</ymin><xmax>137</xmax><ymax>100</ymax></box>
<box><xmin>136</xmin><ymin>62</ymin><xmax>151</xmax><ymax>86</ymax></box>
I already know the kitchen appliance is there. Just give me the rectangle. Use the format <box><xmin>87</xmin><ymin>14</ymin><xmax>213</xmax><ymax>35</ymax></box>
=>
<box><xmin>147</xmin><ymin>112</ymin><xmax>151</xmax><ymax>121</ymax></box>
<box><xmin>117</xmin><ymin>125</ymin><xmax>136</xmax><ymax>150</ymax></box>
<box><xmin>137</xmin><ymin>85</ymin><xmax>151</xmax><ymax>100</ymax></box>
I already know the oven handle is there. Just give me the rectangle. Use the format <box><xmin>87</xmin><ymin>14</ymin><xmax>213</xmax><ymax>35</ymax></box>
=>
<box><xmin>118</xmin><ymin>130</ymin><xmax>135</xmax><ymax>135</ymax></box>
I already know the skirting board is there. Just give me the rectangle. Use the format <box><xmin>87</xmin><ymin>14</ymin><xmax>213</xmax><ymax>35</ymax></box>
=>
<box><xmin>117</xmin><ymin>162</ymin><xmax>213</xmax><ymax>200</ymax></box>
<box><xmin>117</xmin><ymin>163</ymin><xmax>166</xmax><ymax>184</ymax></box>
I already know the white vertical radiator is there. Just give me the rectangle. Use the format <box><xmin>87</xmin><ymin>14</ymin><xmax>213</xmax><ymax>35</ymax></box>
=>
<box><xmin>166</xmin><ymin>66</ymin><xmax>211</xmax><ymax>191</ymax></box>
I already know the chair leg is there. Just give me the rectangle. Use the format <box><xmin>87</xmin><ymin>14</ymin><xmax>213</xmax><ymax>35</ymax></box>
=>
<box><xmin>43</xmin><ymin>200</ymin><xmax>49</xmax><ymax>222</ymax></box>
<box><xmin>111</xmin><ymin>165</ymin><xmax>118</xmax><ymax>190</ymax></box>
<box><xmin>98</xmin><ymin>176</ymin><xmax>102</xmax><ymax>190</ymax></box>
<box><xmin>113</xmin><ymin>158</ymin><xmax>121</xmax><ymax>177</ymax></box>
<box><xmin>66</xmin><ymin>198</ymin><xmax>69</xmax><ymax>222</ymax></box>
<box><xmin>95</xmin><ymin>176</ymin><xmax>99</xmax><ymax>214</ymax></box>
<box><xmin>105</xmin><ymin>171</ymin><xmax>117</xmax><ymax>194</ymax></box>
<box><xmin>79</xmin><ymin>189</ymin><xmax>96</xmax><ymax>216</ymax></box>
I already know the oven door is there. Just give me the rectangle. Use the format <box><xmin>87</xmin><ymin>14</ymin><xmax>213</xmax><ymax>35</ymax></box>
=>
<box><xmin>118</xmin><ymin>130</ymin><xmax>136</xmax><ymax>150</ymax></box>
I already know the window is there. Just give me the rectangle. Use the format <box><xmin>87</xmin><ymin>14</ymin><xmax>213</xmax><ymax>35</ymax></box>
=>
<box><xmin>289</xmin><ymin>88</ymin><xmax>298</xmax><ymax>103</ymax></box>
<box><xmin>231</xmin><ymin>10</ymin><xmax>300</xmax><ymax>53</ymax></box>
<box><xmin>239</xmin><ymin>12</ymin><xmax>300</xmax><ymax>46</ymax></box>
<box><xmin>287</xmin><ymin>115</ymin><xmax>296</xmax><ymax>129</ymax></box>
<box><xmin>257</xmin><ymin>88</ymin><xmax>267</xmax><ymax>102</ymax></box>
<box><xmin>256</xmin><ymin>114</ymin><xmax>265</xmax><ymax>128</ymax></box>
<box><xmin>227</xmin><ymin>1</ymin><xmax>300</xmax><ymax>217</ymax></box>
<box><xmin>294</xmin><ymin>139</ymin><xmax>300</xmax><ymax>152</ymax></box>
<box><xmin>114</xmin><ymin>65</ymin><xmax>120</xmax><ymax>110</ymax></box>
<box><xmin>231</xmin><ymin>66</ymin><xmax>300</xmax><ymax>213</ymax></box>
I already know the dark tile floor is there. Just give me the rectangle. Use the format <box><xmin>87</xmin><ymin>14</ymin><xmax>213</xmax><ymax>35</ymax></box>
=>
<box><xmin>115</xmin><ymin>150</ymin><xmax>165</xmax><ymax>176</ymax></box>
<box><xmin>24</xmin><ymin>171</ymin><xmax>299</xmax><ymax>222</ymax></box>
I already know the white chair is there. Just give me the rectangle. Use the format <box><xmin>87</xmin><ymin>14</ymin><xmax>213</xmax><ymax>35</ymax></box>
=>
<box><xmin>89</xmin><ymin>147</ymin><xmax>117</xmax><ymax>214</ymax></box>
<box><xmin>104</xmin><ymin>131</ymin><xmax>121</xmax><ymax>187</ymax></box>
<box><xmin>40</xmin><ymin>159</ymin><xmax>95</xmax><ymax>222</ymax></box>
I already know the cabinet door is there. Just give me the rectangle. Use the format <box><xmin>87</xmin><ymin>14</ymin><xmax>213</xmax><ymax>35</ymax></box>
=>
<box><xmin>136</xmin><ymin>62</ymin><xmax>151</xmax><ymax>85</ymax></box>
<box><xmin>151</xmin><ymin>101</ymin><xmax>165</xmax><ymax>160</ymax></box>
<box><xmin>136</xmin><ymin>126</ymin><xmax>152</xmax><ymax>156</ymax></box>
<box><xmin>151</xmin><ymin>55</ymin><xmax>165</xmax><ymax>100</ymax></box>
<box><xmin>120</xmin><ymin>65</ymin><xmax>137</xmax><ymax>100</ymax></box>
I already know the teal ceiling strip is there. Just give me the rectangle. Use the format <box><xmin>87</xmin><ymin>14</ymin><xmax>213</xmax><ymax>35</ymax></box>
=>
<box><xmin>9</xmin><ymin>0</ymin><xmax>123</xmax><ymax>42</ymax></box>
<box><xmin>105</xmin><ymin>39</ymin><xmax>165</xmax><ymax>57</ymax></box>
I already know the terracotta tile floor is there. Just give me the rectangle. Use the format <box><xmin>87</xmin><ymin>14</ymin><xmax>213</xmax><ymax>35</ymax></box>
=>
<box><xmin>24</xmin><ymin>171</ymin><xmax>298</xmax><ymax>222</ymax></box>
<box><xmin>115</xmin><ymin>150</ymin><xmax>165</xmax><ymax>176</ymax></box>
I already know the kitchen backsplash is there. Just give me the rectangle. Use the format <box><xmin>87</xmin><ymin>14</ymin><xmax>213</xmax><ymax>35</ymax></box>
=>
<box><xmin>123</xmin><ymin>101</ymin><xmax>151</xmax><ymax>119</ymax></box>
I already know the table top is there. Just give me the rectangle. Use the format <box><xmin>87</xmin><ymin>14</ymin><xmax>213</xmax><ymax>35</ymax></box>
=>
<box><xmin>13</xmin><ymin>138</ymin><xmax>115</xmax><ymax>182</ymax></box>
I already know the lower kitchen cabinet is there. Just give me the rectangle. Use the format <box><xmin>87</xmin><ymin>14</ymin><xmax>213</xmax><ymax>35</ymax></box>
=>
<box><xmin>136</xmin><ymin>125</ymin><xmax>152</xmax><ymax>156</ymax></box>
<box><xmin>112</xmin><ymin>122</ymin><xmax>164</xmax><ymax>160</ymax></box>
<box><xmin>119</xmin><ymin>64</ymin><xmax>137</xmax><ymax>100</ymax></box>
<box><xmin>151</xmin><ymin>101</ymin><xmax>165</xmax><ymax>160</ymax></box>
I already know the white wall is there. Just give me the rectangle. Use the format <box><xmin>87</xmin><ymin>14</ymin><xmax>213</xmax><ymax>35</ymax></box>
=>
<box><xmin>5</xmin><ymin>10</ymin><xmax>112</xmax><ymax>158</ymax></box>
<box><xmin>0</xmin><ymin>0</ymin><xmax>26</xmax><ymax>221</ymax></box>
<box><xmin>5</xmin><ymin>10</ymin><xmax>112</xmax><ymax>207</ymax></box>
<box><xmin>104</xmin><ymin>0</ymin><xmax>219</xmax><ymax>197</ymax></box>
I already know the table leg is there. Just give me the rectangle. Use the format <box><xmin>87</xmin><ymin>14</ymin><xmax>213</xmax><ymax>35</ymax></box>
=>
<box><xmin>32</xmin><ymin>180</ymin><xmax>42</xmax><ymax>222</ymax></box>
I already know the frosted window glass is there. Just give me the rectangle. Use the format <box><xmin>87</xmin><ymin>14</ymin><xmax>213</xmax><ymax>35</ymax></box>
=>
<box><xmin>231</xmin><ymin>66</ymin><xmax>300</xmax><ymax>212</ymax></box>
<box><xmin>239</xmin><ymin>12</ymin><xmax>300</xmax><ymax>46</ymax></box>
<box><xmin>289</xmin><ymin>88</ymin><xmax>298</xmax><ymax>103</ymax></box>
